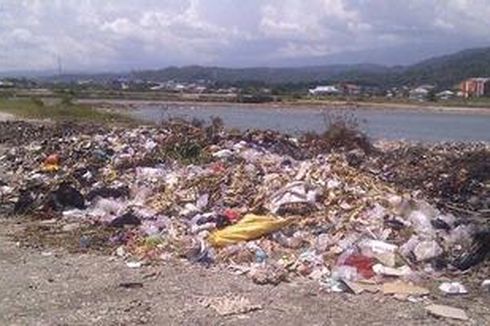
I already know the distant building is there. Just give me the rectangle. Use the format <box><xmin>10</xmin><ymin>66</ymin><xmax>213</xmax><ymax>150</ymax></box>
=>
<box><xmin>173</xmin><ymin>84</ymin><xmax>186</xmax><ymax>92</ymax></box>
<box><xmin>409</xmin><ymin>86</ymin><xmax>433</xmax><ymax>101</ymax></box>
<box><xmin>460</xmin><ymin>78</ymin><xmax>490</xmax><ymax>98</ymax></box>
<box><xmin>193</xmin><ymin>86</ymin><xmax>207</xmax><ymax>93</ymax></box>
<box><xmin>0</xmin><ymin>80</ymin><xmax>14</xmax><ymax>88</ymax></box>
<box><xmin>436</xmin><ymin>90</ymin><xmax>455</xmax><ymax>100</ymax></box>
<box><xmin>309</xmin><ymin>85</ymin><xmax>340</xmax><ymax>96</ymax></box>
<box><xmin>339</xmin><ymin>83</ymin><xmax>361</xmax><ymax>96</ymax></box>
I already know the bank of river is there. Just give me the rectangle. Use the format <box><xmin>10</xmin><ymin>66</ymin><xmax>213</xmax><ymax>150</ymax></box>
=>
<box><xmin>123</xmin><ymin>103</ymin><xmax>490</xmax><ymax>142</ymax></box>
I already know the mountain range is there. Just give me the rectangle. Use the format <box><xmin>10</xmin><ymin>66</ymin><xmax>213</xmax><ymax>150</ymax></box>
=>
<box><xmin>7</xmin><ymin>46</ymin><xmax>490</xmax><ymax>89</ymax></box>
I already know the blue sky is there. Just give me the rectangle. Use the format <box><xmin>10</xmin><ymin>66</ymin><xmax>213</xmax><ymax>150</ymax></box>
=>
<box><xmin>1</xmin><ymin>0</ymin><xmax>490</xmax><ymax>71</ymax></box>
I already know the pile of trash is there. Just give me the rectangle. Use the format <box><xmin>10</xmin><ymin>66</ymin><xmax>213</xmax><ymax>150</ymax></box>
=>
<box><xmin>1</xmin><ymin>120</ymin><xmax>488</xmax><ymax>292</ymax></box>
<box><xmin>371</xmin><ymin>142</ymin><xmax>490</xmax><ymax>214</ymax></box>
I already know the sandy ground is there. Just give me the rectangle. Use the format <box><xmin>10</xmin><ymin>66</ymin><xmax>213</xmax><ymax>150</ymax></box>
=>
<box><xmin>77</xmin><ymin>98</ymin><xmax>490</xmax><ymax>115</ymax></box>
<box><xmin>0</xmin><ymin>112</ymin><xmax>14</xmax><ymax>121</ymax></box>
<box><xmin>1</xmin><ymin>218</ymin><xmax>489</xmax><ymax>326</ymax></box>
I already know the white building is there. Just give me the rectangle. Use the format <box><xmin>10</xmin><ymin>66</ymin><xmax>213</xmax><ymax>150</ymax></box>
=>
<box><xmin>436</xmin><ymin>90</ymin><xmax>455</xmax><ymax>100</ymax></box>
<box><xmin>309</xmin><ymin>85</ymin><xmax>340</xmax><ymax>96</ymax></box>
<box><xmin>409</xmin><ymin>85</ymin><xmax>434</xmax><ymax>101</ymax></box>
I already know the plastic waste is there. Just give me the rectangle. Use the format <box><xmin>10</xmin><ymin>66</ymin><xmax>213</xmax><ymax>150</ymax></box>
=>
<box><xmin>445</xmin><ymin>224</ymin><xmax>474</xmax><ymax>246</ymax></box>
<box><xmin>481</xmin><ymin>279</ymin><xmax>490</xmax><ymax>291</ymax></box>
<box><xmin>79</xmin><ymin>235</ymin><xmax>91</xmax><ymax>249</ymax></box>
<box><xmin>336</xmin><ymin>249</ymin><xmax>375</xmax><ymax>280</ymax></box>
<box><xmin>126</xmin><ymin>261</ymin><xmax>142</xmax><ymax>268</ymax></box>
<box><xmin>86</xmin><ymin>186</ymin><xmax>129</xmax><ymax>202</ymax></box>
<box><xmin>453</xmin><ymin>230</ymin><xmax>490</xmax><ymax>270</ymax></box>
<box><xmin>407</xmin><ymin>210</ymin><xmax>434</xmax><ymax>235</ymax></box>
<box><xmin>62</xmin><ymin>209</ymin><xmax>86</xmax><ymax>219</ymax></box>
<box><xmin>196</xmin><ymin>194</ymin><xmax>209</xmax><ymax>210</ymax></box>
<box><xmin>191</xmin><ymin>222</ymin><xmax>216</xmax><ymax>234</ymax></box>
<box><xmin>109</xmin><ymin>212</ymin><xmax>141</xmax><ymax>227</ymax></box>
<box><xmin>323</xmin><ymin>277</ymin><xmax>347</xmax><ymax>292</ymax></box>
<box><xmin>44</xmin><ymin>153</ymin><xmax>60</xmax><ymax>165</ymax></box>
<box><xmin>144</xmin><ymin>139</ymin><xmax>157</xmax><ymax>151</ymax></box>
<box><xmin>41</xmin><ymin>153</ymin><xmax>60</xmax><ymax>172</ymax></box>
<box><xmin>13</xmin><ymin>190</ymin><xmax>34</xmax><ymax>214</ymax></box>
<box><xmin>331</xmin><ymin>265</ymin><xmax>359</xmax><ymax>282</ymax></box>
<box><xmin>413</xmin><ymin>240</ymin><xmax>443</xmax><ymax>262</ymax></box>
<box><xmin>51</xmin><ymin>182</ymin><xmax>85</xmax><ymax>209</ymax></box>
<box><xmin>267</xmin><ymin>181</ymin><xmax>317</xmax><ymax>214</ymax></box>
<box><xmin>297</xmin><ymin>250</ymin><xmax>325</xmax><ymax>276</ymax></box>
<box><xmin>272</xmin><ymin>231</ymin><xmax>305</xmax><ymax>249</ymax></box>
<box><xmin>136</xmin><ymin>166</ymin><xmax>165</xmax><ymax>181</ymax></box>
<box><xmin>372</xmin><ymin>264</ymin><xmax>412</xmax><ymax>277</ymax></box>
<box><xmin>246</xmin><ymin>243</ymin><xmax>268</xmax><ymax>263</ymax></box>
<box><xmin>439</xmin><ymin>282</ymin><xmax>468</xmax><ymax>295</ymax></box>
<box><xmin>308</xmin><ymin>266</ymin><xmax>330</xmax><ymax>281</ymax></box>
<box><xmin>213</xmin><ymin>149</ymin><xmax>233</xmax><ymax>158</ymax></box>
<box><xmin>358</xmin><ymin>239</ymin><xmax>398</xmax><ymax>267</ymax></box>
<box><xmin>315</xmin><ymin>233</ymin><xmax>333</xmax><ymax>252</ymax></box>
<box><xmin>342</xmin><ymin>254</ymin><xmax>375</xmax><ymax>279</ymax></box>
<box><xmin>90</xmin><ymin>198</ymin><xmax>126</xmax><ymax>219</ymax></box>
<box><xmin>223</xmin><ymin>208</ymin><xmax>240</xmax><ymax>223</ymax></box>
<box><xmin>208</xmin><ymin>214</ymin><xmax>293</xmax><ymax>247</ymax></box>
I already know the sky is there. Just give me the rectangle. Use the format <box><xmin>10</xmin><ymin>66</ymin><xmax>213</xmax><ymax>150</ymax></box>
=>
<box><xmin>1</xmin><ymin>0</ymin><xmax>490</xmax><ymax>72</ymax></box>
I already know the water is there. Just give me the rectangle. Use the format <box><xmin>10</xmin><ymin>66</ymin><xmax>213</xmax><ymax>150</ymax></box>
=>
<box><xmin>128</xmin><ymin>104</ymin><xmax>490</xmax><ymax>142</ymax></box>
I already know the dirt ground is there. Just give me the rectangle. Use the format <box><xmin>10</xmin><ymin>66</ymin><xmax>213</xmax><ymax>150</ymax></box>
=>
<box><xmin>0</xmin><ymin>112</ymin><xmax>14</xmax><ymax>121</ymax></box>
<box><xmin>1</xmin><ymin>218</ymin><xmax>489</xmax><ymax>326</ymax></box>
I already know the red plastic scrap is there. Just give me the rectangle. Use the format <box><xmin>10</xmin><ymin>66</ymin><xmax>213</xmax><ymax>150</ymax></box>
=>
<box><xmin>224</xmin><ymin>208</ymin><xmax>240</xmax><ymax>223</ymax></box>
<box><xmin>343</xmin><ymin>254</ymin><xmax>375</xmax><ymax>279</ymax></box>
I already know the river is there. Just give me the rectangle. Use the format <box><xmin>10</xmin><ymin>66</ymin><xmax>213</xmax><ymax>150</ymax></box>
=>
<box><xmin>126</xmin><ymin>103</ymin><xmax>490</xmax><ymax>142</ymax></box>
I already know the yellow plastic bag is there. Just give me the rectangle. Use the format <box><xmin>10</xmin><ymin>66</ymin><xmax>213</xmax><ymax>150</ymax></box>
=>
<box><xmin>208</xmin><ymin>214</ymin><xmax>293</xmax><ymax>247</ymax></box>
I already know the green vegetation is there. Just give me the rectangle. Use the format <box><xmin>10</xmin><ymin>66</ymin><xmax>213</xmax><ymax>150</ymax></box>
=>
<box><xmin>0</xmin><ymin>97</ymin><xmax>134</xmax><ymax>123</ymax></box>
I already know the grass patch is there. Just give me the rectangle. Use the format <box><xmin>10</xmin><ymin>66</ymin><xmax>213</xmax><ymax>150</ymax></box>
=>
<box><xmin>0</xmin><ymin>97</ymin><xmax>135</xmax><ymax>123</ymax></box>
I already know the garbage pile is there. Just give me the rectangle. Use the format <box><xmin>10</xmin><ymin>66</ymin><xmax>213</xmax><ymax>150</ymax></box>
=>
<box><xmin>370</xmin><ymin>142</ymin><xmax>490</xmax><ymax>214</ymax></box>
<box><xmin>1</xmin><ymin>120</ymin><xmax>489</xmax><ymax>291</ymax></box>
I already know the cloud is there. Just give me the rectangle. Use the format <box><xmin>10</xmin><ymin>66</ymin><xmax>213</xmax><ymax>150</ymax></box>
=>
<box><xmin>0</xmin><ymin>0</ymin><xmax>489</xmax><ymax>71</ymax></box>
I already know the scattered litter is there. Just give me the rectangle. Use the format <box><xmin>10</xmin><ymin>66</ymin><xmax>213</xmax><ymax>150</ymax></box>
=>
<box><xmin>61</xmin><ymin>222</ymin><xmax>80</xmax><ymax>232</ymax></box>
<box><xmin>439</xmin><ymin>282</ymin><xmax>468</xmax><ymax>295</ymax></box>
<box><xmin>119</xmin><ymin>282</ymin><xmax>144</xmax><ymax>289</ymax></box>
<box><xmin>425</xmin><ymin>304</ymin><xmax>469</xmax><ymax>321</ymax></box>
<box><xmin>201</xmin><ymin>295</ymin><xmax>262</xmax><ymax>316</ymax></box>
<box><xmin>481</xmin><ymin>279</ymin><xmax>490</xmax><ymax>291</ymax></box>
<box><xmin>342</xmin><ymin>280</ymin><xmax>380</xmax><ymax>295</ymax></box>
<box><xmin>373</xmin><ymin>264</ymin><xmax>412</xmax><ymax>277</ymax></box>
<box><xmin>382</xmin><ymin>281</ymin><xmax>429</xmax><ymax>296</ymax></box>
<box><xmin>413</xmin><ymin>240</ymin><xmax>443</xmax><ymax>262</ymax></box>
<box><xmin>249</xmin><ymin>263</ymin><xmax>288</xmax><ymax>285</ymax></box>
<box><xmin>126</xmin><ymin>261</ymin><xmax>142</xmax><ymax>269</ymax></box>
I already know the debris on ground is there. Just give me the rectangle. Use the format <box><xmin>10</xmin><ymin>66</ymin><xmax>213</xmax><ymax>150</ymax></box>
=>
<box><xmin>1</xmin><ymin>119</ymin><xmax>489</xmax><ymax>305</ymax></box>
<box><xmin>200</xmin><ymin>295</ymin><xmax>262</xmax><ymax>316</ymax></box>
<box><xmin>382</xmin><ymin>281</ymin><xmax>430</xmax><ymax>296</ymax></box>
<box><xmin>438</xmin><ymin>282</ymin><xmax>468</xmax><ymax>295</ymax></box>
<box><xmin>481</xmin><ymin>279</ymin><xmax>490</xmax><ymax>291</ymax></box>
<box><xmin>425</xmin><ymin>304</ymin><xmax>469</xmax><ymax>321</ymax></box>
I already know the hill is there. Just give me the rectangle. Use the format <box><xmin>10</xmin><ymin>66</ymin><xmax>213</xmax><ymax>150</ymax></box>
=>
<box><xmin>32</xmin><ymin>46</ymin><xmax>490</xmax><ymax>89</ymax></box>
<box><xmin>128</xmin><ymin>64</ymin><xmax>390</xmax><ymax>85</ymax></box>
<box><xmin>126</xmin><ymin>47</ymin><xmax>490</xmax><ymax>88</ymax></box>
<box><xmin>393</xmin><ymin>47</ymin><xmax>490</xmax><ymax>87</ymax></box>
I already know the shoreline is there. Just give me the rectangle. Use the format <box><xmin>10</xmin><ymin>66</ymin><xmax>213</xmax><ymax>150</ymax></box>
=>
<box><xmin>77</xmin><ymin>98</ymin><xmax>490</xmax><ymax>115</ymax></box>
